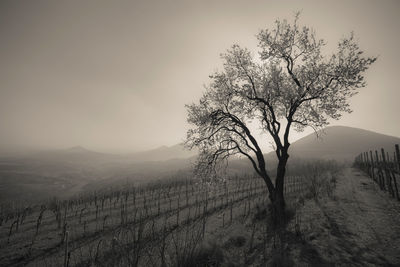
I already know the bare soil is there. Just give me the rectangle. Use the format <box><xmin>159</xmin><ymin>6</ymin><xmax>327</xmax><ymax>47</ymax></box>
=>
<box><xmin>291</xmin><ymin>167</ymin><xmax>400</xmax><ymax>266</ymax></box>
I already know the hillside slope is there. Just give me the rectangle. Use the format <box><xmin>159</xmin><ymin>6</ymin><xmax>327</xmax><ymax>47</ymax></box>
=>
<box><xmin>287</xmin><ymin>126</ymin><xmax>400</xmax><ymax>162</ymax></box>
<box><xmin>125</xmin><ymin>143</ymin><xmax>197</xmax><ymax>162</ymax></box>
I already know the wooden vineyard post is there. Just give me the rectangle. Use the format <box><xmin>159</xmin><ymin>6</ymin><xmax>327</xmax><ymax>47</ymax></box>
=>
<box><xmin>364</xmin><ymin>152</ymin><xmax>368</xmax><ymax>171</ymax></box>
<box><xmin>364</xmin><ymin>152</ymin><xmax>370</xmax><ymax>177</ymax></box>
<box><xmin>370</xmin><ymin>151</ymin><xmax>375</xmax><ymax>181</ymax></box>
<box><xmin>368</xmin><ymin>152</ymin><xmax>373</xmax><ymax>177</ymax></box>
<box><xmin>388</xmin><ymin>149</ymin><xmax>395</xmax><ymax>196</ymax></box>
<box><xmin>396</xmin><ymin>144</ymin><xmax>400</xmax><ymax>173</ymax></box>
<box><xmin>390</xmin><ymin>166</ymin><xmax>400</xmax><ymax>200</ymax></box>
<box><xmin>375</xmin><ymin>150</ymin><xmax>383</xmax><ymax>190</ymax></box>
<box><xmin>387</xmin><ymin>151</ymin><xmax>391</xmax><ymax>168</ymax></box>
<box><xmin>382</xmin><ymin>148</ymin><xmax>394</xmax><ymax>197</ymax></box>
<box><xmin>380</xmin><ymin>152</ymin><xmax>386</xmax><ymax>190</ymax></box>
<box><xmin>64</xmin><ymin>231</ymin><xmax>69</xmax><ymax>267</ymax></box>
<box><xmin>373</xmin><ymin>151</ymin><xmax>378</xmax><ymax>186</ymax></box>
<box><xmin>363</xmin><ymin>152</ymin><xmax>367</xmax><ymax>173</ymax></box>
<box><xmin>393</xmin><ymin>144</ymin><xmax>400</xmax><ymax>200</ymax></box>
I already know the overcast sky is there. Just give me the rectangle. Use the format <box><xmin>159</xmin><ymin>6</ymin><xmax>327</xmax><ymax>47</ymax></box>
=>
<box><xmin>0</xmin><ymin>0</ymin><xmax>399</xmax><ymax>153</ymax></box>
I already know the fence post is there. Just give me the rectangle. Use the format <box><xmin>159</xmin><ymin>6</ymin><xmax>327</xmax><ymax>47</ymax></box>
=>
<box><xmin>64</xmin><ymin>231</ymin><xmax>69</xmax><ymax>267</ymax></box>
<box><xmin>370</xmin><ymin>151</ymin><xmax>375</xmax><ymax>180</ymax></box>
<box><xmin>381</xmin><ymin>148</ymin><xmax>394</xmax><ymax>197</ymax></box>
<box><xmin>390</xmin><ymin>166</ymin><xmax>400</xmax><ymax>200</ymax></box>
<box><xmin>375</xmin><ymin>150</ymin><xmax>383</xmax><ymax>190</ymax></box>
<box><xmin>387</xmin><ymin>151</ymin><xmax>390</xmax><ymax>167</ymax></box>
<box><xmin>396</xmin><ymin>144</ymin><xmax>400</xmax><ymax>173</ymax></box>
<box><xmin>365</xmin><ymin>152</ymin><xmax>371</xmax><ymax>177</ymax></box>
<box><xmin>392</xmin><ymin>144</ymin><xmax>400</xmax><ymax>200</ymax></box>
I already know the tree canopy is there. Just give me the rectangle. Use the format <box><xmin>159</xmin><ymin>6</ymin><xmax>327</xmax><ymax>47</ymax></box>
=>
<box><xmin>185</xmin><ymin>15</ymin><xmax>376</xmax><ymax>195</ymax></box>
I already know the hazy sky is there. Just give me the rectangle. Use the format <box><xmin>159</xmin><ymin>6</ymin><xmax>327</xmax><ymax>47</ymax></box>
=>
<box><xmin>0</xmin><ymin>0</ymin><xmax>399</xmax><ymax>153</ymax></box>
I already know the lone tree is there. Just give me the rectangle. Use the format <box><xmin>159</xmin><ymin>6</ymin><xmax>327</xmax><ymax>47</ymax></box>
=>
<box><xmin>185</xmin><ymin>15</ymin><xmax>376</xmax><ymax>223</ymax></box>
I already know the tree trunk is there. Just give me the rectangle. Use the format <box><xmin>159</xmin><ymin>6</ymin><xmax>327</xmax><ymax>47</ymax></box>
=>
<box><xmin>271</xmin><ymin>153</ymin><xmax>289</xmax><ymax>227</ymax></box>
<box><xmin>258</xmin><ymin>150</ymin><xmax>289</xmax><ymax>227</ymax></box>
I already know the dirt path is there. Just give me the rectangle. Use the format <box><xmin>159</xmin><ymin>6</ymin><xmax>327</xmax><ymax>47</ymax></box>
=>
<box><xmin>297</xmin><ymin>167</ymin><xmax>400</xmax><ymax>266</ymax></box>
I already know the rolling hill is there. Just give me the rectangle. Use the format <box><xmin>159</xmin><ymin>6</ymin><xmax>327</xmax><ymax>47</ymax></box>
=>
<box><xmin>286</xmin><ymin>126</ymin><xmax>400</xmax><ymax>162</ymax></box>
<box><xmin>125</xmin><ymin>143</ymin><xmax>197</xmax><ymax>162</ymax></box>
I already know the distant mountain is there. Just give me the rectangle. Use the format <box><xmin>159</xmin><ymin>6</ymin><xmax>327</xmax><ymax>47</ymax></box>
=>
<box><xmin>18</xmin><ymin>143</ymin><xmax>196</xmax><ymax>169</ymax></box>
<box><xmin>285</xmin><ymin>126</ymin><xmax>400</xmax><ymax>162</ymax></box>
<box><xmin>34</xmin><ymin>146</ymin><xmax>113</xmax><ymax>162</ymax></box>
<box><xmin>125</xmin><ymin>143</ymin><xmax>197</xmax><ymax>162</ymax></box>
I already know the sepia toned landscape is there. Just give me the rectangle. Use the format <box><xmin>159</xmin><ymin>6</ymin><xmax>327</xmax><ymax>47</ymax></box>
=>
<box><xmin>1</xmin><ymin>1</ymin><xmax>399</xmax><ymax>266</ymax></box>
